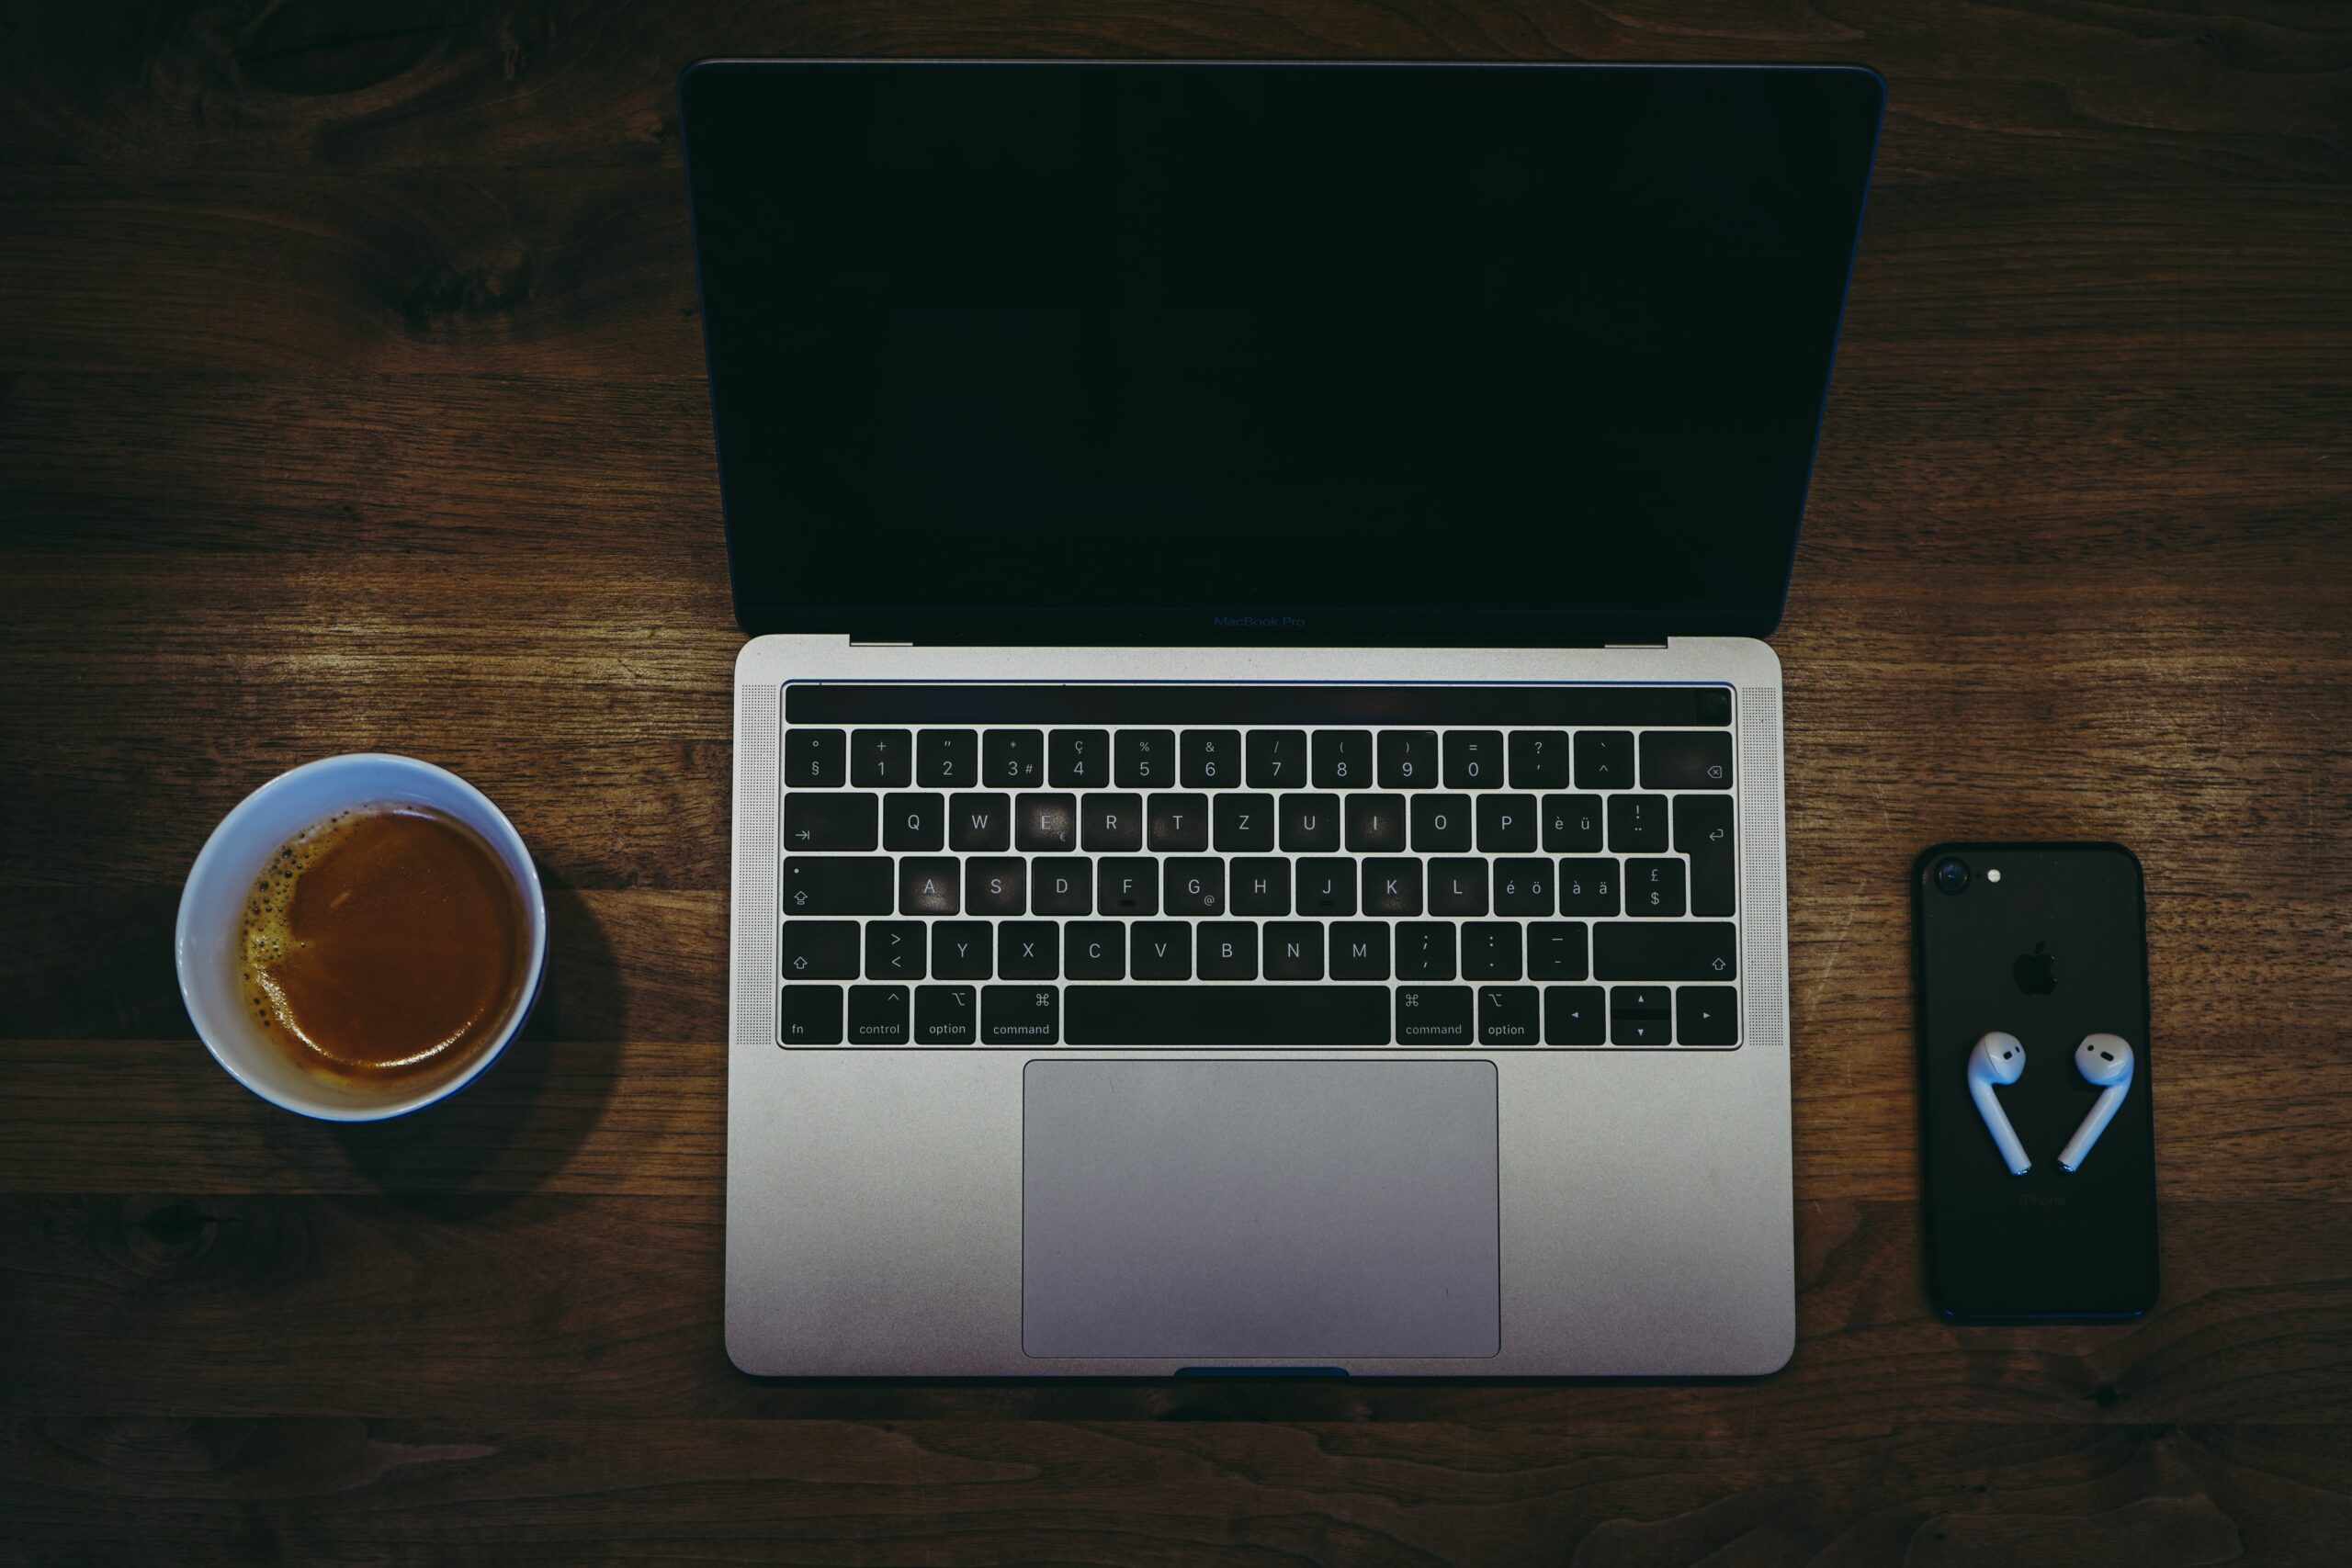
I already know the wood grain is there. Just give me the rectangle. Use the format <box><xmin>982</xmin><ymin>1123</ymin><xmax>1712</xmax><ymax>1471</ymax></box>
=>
<box><xmin>3</xmin><ymin>0</ymin><xmax>2350</xmax><ymax>1561</ymax></box>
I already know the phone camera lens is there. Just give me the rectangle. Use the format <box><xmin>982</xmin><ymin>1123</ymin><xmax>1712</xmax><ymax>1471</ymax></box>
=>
<box><xmin>1934</xmin><ymin>856</ymin><xmax>1972</xmax><ymax>896</ymax></box>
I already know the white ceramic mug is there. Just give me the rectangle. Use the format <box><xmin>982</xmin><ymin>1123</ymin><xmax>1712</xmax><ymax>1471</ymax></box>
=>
<box><xmin>175</xmin><ymin>753</ymin><xmax>548</xmax><ymax>1121</ymax></box>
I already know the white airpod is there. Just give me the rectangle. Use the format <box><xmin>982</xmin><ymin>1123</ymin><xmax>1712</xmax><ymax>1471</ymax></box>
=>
<box><xmin>2057</xmin><ymin>1033</ymin><xmax>2135</xmax><ymax>1173</ymax></box>
<box><xmin>1967</xmin><ymin>1032</ymin><xmax>2031</xmax><ymax>1176</ymax></box>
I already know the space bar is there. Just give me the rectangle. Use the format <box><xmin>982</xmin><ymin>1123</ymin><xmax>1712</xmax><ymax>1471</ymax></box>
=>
<box><xmin>1064</xmin><ymin>987</ymin><xmax>1391</xmax><ymax>1046</ymax></box>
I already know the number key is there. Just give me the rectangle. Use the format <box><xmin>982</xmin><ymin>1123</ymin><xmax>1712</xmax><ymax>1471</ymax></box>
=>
<box><xmin>1444</xmin><ymin>730</ymin><xmax>1504</xmax><ymax>788</ymax></box>
<box><xmin>1313</xmin><ymin>729</ymin><xmax>1373</xmax><ymax>787</ymax></box>
<box><xmin>849</xmin><ymin>729</ymin><xmax>910</xmax><ymax>788</ymax></box>
<box><xmin>1182</xmin><ymin>729</ymin><xmax>1241</xmax><ymax>788</ymax></box>
<box><xmin>984</xmin><ymin>729</ymin><xmax>1044</xmax><ymax>787</ymax></box>
<box><xmin>1247</xmin><ymin>729</ymin><xmax>1307</xmax><ymax>787</ymax></box>
<box><xmin>1115</xmin><ymin>729</ymin><xmax>1174</xmax><ymax>787</ymax></box>
<box><xmin>1049</xmin><ymin>729</ymin><xmax>1110</xmax><ymax>787</ymax></box>
<box><xmin>1379</xmin><ymin>729</ymin><xmax>1441</xmax><ymax>788</ymax></box>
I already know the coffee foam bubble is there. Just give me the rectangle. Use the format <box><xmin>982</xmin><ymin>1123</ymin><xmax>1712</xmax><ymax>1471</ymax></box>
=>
<box><xmin>239</xmin><ymin>808</ymin><xmax>366</xmax><ymax>1036</ymax></box>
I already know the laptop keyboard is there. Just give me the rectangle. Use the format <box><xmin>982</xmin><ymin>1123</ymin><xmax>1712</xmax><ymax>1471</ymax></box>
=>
<box><xmin>775</xmin><ymin>684</ymin><xmax>1742</xmax><ymax>1050</ymax></box>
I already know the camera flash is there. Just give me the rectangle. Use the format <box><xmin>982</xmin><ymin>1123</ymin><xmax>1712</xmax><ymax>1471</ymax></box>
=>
<box><xmin>1986</xmin><ymin>868</ymin><xmax>2002</xmax><ymax>883</ymax></box>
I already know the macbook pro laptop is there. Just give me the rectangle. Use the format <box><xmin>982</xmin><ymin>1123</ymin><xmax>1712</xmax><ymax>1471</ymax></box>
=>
<box><xmin>684</xmin><ymin>60</ymin><xmax>1883</xmax><ymax>1375</ymax></box>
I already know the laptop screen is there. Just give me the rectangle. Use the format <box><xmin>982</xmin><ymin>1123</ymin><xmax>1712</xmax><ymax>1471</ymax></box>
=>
<box><xmin>683</xmin><ymin>62</ymin><xmax>1882</xmax><ymax>644</ymax></box>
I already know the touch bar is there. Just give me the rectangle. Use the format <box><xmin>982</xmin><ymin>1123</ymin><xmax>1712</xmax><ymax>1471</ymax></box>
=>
<box><xmin>1064</xmin><ymin>986</ymin><xmax>1392</xmax><ymax>1045</ymax></box>
<box><xmin>786</xmin><ymin>683</ymin><xmax>1731</xmax><ymax>727</ymax></box>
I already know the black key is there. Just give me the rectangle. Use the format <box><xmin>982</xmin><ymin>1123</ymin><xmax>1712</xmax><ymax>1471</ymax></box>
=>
<box><xmin>1610</xmin><ymin>985</ymin><xmax>1671</xmax><ymax>1018</ymax></box>
<box><xmin>1049</xmin><ymin>728</ymin><xmax>1112</xmax><ymax>788</ymax></box>
<box><xmin>1214</xmin><ymin>793</ymin><xmax>1275</xmax><ymax>852</ymax></box>
<box><xmin>865</xmin><ymin>920</ymin><xmax>924</xmax><ymax>980</ymax></box>
<box><xmin>1279</xmin><ymin>793</ymin><xmax>1341</xmax><ymax>852</ymax></box>
<box><xmin>930</xmin><ymin>921</ymin><xmax>993</xmax><ymax>979</ymax></box>
<box><xmin>1625</xmin><ymin>856</ymin><xmax>1687</xmax><ymax>917</ymax></box>
<box><xmin>1396</xmin><ymin>986</ymin><xmax>1473</xmax><ymax>1045</ymax></box>
<box><xmin>1064</xmin><ymin>921</ymin><xmax>1125</xmax><ymax>979</ymax></box>
<box><xmin>964</xmin><ymin>857</ymin><xmax>1025</xmax><ymax>916</ymax></box>
<box><xmin>1083</xmin><ymin>793</ymin><xmax>1144</xmax><ymax>852</ymax></box>
<box><xmin>1396</xmin><ymin>921</ymin><xmax>1456</xmax><ymax>980</ymax></box>
<box><xmin>1148</xmin><ymin>793</ymin><xmax>1209</xmax><ymax>852</ymax></box>
<box><xmin>1330</xmin><ymin>921</ymin><xmax>1390</xmax><ymax>979</ymax></box>
<box><xmin>1543</xmin><ymin>794</ymin><xmax>1605</xmax><ymax>852</ymax></box>
<box><xmin>1462</xmin><ymin>921</ymin><xmax>1521</xmax><ymax>980</ymax></box>
<box><xmin>1477</xmin><ymin>794</ymin><xmax>1538</xmax><ymax>852</ymax></box>
<box><xmin>782</xmin><ymin>857</ymin><xmax>893</xmax><ymax>916</ymax></box>
<box><xmin>981</xmin><ymin>985</ymin><xmax>1059</xmax><ymax>1044</ymax></box>
<box><xmin>785</xmin><ymin>728</ymin><xmax>844</xmax><ymax>788</ymax></box>
<box><xmin>846</xmin><ymin>984</ymin><xmax>910</xmax><ymax>1044</ymax></box>
<box><xmin>785</xmin><ymin>792</ymin><xmax>877</xmax><ymax>852</ymax></box>
<box><xmin>1444</xmin><ymin>730</ymin><xmax>1504</xmax><ymax>788</ymax></box>
<box><xmin>1642</xmin><ymin>730</ymin><xmax>1735</xmax><ymax>791</ymax></box>
<box><xmin>1544</xmin><ymin>986</ymin><xmax>1606</xmax><ymax>1045</ymax></box>
<box><xmin>998</xmin><ymin>921</ymin><xmax>1058</xmax><ymax>979</ymax></box>
<box><xmin>881</xmin><ymin>793</ymin><xmax>944</xmax><ymax>852</ymax></box>
<box><xmin>1131</xmin><ymin>920</ymin><xmax>1193</xmax><ymax>978</ymax></box>
<box><xmin>1098</xmin><ymin>858</ymin><xmax>1159</xmax><ymax>916</ymax></box>
<box><xmin>1362</xmin><ymin>857</ymin><xmax>1422</xmax><ymax>916</ymax></box>
<box><xmin>914</xmin><ymin>984</ymin><xmax>977</xmax><ymax>1044</ymax></box>
<box><xmin>1412</xmin><ymin>795</ymin><xmax>1473</xmax><ymax>852</ymax></box>
<box><xmin>1015</xmin><ymin>793</ymin><xmax>1080</xmax><ymax>852</ymax></box>
<box><xmin>1493</xmin><ymin>857</ymin><xmax>1553</xmax><ymax>915</ymax></box>
<box><xmin>1230</xmin><ymin>857</ymin><xmax>1291</xmax><ymax>916</ymax></box>
<box><xmin>1247</xmin><ymin>729</ymin><xmax>1308</xmax><ymax>788</ymax></box>
<box><xmin>1181</xmin><ymin>729</ymin><xmax>1241</xmax><ymax>788</ymax></box>
<box><xmin>850</xmin><ymin>729</ymin><xmax>911</xmax><ymax>788</ymax></box>
<box><xmin>1378</xmin><ymin>730</ymin><xmax>1441</xmax><ymax>789</ymax></box>
<box><xmin>1609</xmin><ymin>795</ymin><xmax>1670</xmax><ymax>852</ymax></box>
<box><xmin>1346</xmin><ymin>794</ymin><xmax>1408</xmax><ymax>852</ymax></box>
<box><xmin>779</xmin><ymin>984</ymin><xmax>843</xmax><ymax>1044</ymax></box>
<box><xmin>1313</xmin><ymin>729</ymin><xmax>1374</xmax><ymax>788</ymax></box>
<box><xmin>1064</xmin><ymin>985</ymin><xmax>1388</xmax><ymax>1046</ymax></box>
<box><xmin>950</xmin><ymin>793</ymin><xmax>1011</xmax><ymax>852</ymax></box>
<box><xmin>984</xmin><ymin>728</ymin><xmax>1044</xmax><ymax>787</ymax></box>
<box><xmin>1032</xmin><ymin>859</ymin><xmax>1093</xmax><ymax>916</ymax></box>
<box><xmin>1574</xmin><ymin>730</ymin><xmax>1634</xmax><ymax>790</ymax></box>
<box><xmin>1115</xmin><ymin>728</ymin><xmax>1175</xmax><ymax>788</ymax></box>
<box><xmin>781</xmin><ymin>920</ymin><xmax>859</xmax><ymax>980</ymax></box>
<box><xmin>1165</xmin><ymin>857</ymin><xmax>1226</xmax><ymax>917</ymax></box>
<box><xmin>1479</xmin><ymin>986</ymin><xmax>1541</xmax><ymax>1045</ymax></box>
<box><xmin>899</xmin><ymin>856</ymin><xmax>959</xmax><ymax>916</ymax></box>
<box><xmin>1198</xmin><ymin>921</ymin><xmax>1259</xmax><ymax>980</ymax></box>
<box><xmin>1593</xmin><ymin>920</ymin><xmax>1737</xmax><ymax>981</ymax></box>
<box><xmin>1557</xmin><ymin>857</ymin><xmax>1620</xmax><ymax>915</ymax></box>
<box><xmin>1676</xmin><ymin>795</ymin><xmax>1737</xmax><ymax>917</ymax></box>
<box><xmin>1510</xmin><ymin>730</ymin><xmax>1571</xmax><ymax>789</ymax></box>
<box><xmin>1295</xmin><ymin>857</ymin><xmax>1357</xmax><ymax>916</ymax></box>
<box><xmin>1263</xmin><ymin>921</ymin><xmax>1324</xmax><ymax>980</ymax></box>
<box><xmin>1428</xmin><ymin>858</ymin><xmax>1489</xmax><ymax>916</ymax></box>
<box><xmin>1610</xmin><ymin>984</ymin><xmax>1672</xmax><ymax>1046</ymax></box>
<box><xmin>917</xmin><ymin>728</ymin><xmax>977</xmax><ymax>788</ymax></box>
<box><xmin>1678</xmin><ymin>985</ymin><xmax>1740</xmax><ymax>1045</ymax></box>
<box><xmin>1528</xmin><ymin>922</ymin><xmax>1589</xmax><ymax>980</ymax></box>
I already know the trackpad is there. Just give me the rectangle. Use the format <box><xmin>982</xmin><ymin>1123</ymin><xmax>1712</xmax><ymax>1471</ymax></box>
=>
<box><xmin>1023</xmin><ymin>1060</ymin><xmax>1499</xmax><ymax>1359</ymax></box>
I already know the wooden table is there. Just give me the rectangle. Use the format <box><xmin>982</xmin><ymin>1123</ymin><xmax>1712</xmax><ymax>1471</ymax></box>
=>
<box><xmin>4</xmin><ymin>4</ymin><xmax>2347</xmax><ymax>1561</ymax></box>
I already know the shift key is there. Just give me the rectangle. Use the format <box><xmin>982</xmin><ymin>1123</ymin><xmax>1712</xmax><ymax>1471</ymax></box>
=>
<box><xmin>1592</xmin><ymin>920</ymin><xmax>1738</xmax><ymax>981</ymax></box>
<box><xmin>783</xmin><ymin>856</ymin><xmax>894</xmax><ymax>915</ymax></box>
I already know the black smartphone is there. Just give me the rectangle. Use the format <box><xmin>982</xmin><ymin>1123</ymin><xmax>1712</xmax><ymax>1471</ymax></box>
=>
<box><xmin>1912</xmin><ymin>842</ymin><xmax>2158</xmax><ymax>1319</ymax></box>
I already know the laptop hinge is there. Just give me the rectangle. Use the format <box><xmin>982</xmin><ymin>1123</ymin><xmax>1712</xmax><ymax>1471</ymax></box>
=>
<box><xmin>1605</xmin><ymin>639</ymin><xmax>1668</xmax><ymax>649</ymax></box>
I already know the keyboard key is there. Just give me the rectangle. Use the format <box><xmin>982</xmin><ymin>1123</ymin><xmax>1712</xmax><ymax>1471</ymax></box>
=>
<box><xmin>1593</xmin><ymin>920</ymin><xmax>1737</xmax><ymax>981</ymax></box>
<box><xmin>965</xmin><ymin>857</ymin><xmax>1025</xmax><ymax>916</ymax></box>
<box><xmin>1557</xmin><ymin>857</ymin><xmax>1620</xmax><ymax>915</ymax></box>
<box><xmin>1676</xmin><ymin>795</ymin><xmax>1737</xmax><ymax>917</ymax></box>
<box><xmin>1609</xmin><ymin>795</ymin><xmax>1670</xmax><ymax>852</ymax></box>
<box><xmin>1064</xmin><ymin>921</ymin><xmax>1126</xmax><ymax>979</ymax></box>
<box><xmin>1082</xmin><ymin>793</ymin><xmax>1144</xmax><ymax>852</ymax></box>
<box><xmin>1510</xmin><ymin>730</ymin><xmax>1571</xmax><ymax>788</ymax></box>
<box><xmin>1295</xmin><ymin>858</ymin><xmax>1357</xmax><ymax>916</ymax></box>
<box><xmin>1429</xmin><ymin>858</ymin><xmax>1489</xmax><ymax>916</ymax></box>
<box><xmin>865</xmin><ymin>920</ymin><xmax>924</xmax><ymax>980</ymax></box>
<box><xmin>1230</xmin><ymin>857</ymin><xmax>1291</xmax><ymax>915</ymax></box>
<box><xmin>1115</xmin><ymin>728</ymin><xmax>1175</xmax><ymax>787</ymax></box>
<box><xmin>1032</xmin><ymin>859</ymin><xmax>1093</xmax><ymax>916</ymax></box>
<box><xmin>781</xmin><ymin>920</ymin><xmax>859</xmax><ymax>980</ymax></box>
<box><xmin>1479</xmin><ymin>985</ymin><xmax>1541</xmax><ymax>1045</ymax></box>
<box><xmin>1677</xmin><ymin>985</ymin><xmax>1740</xmax><ymax>1045</ymax></box>
<box><xmin>1493</xmin><ymin>857</ymin><xmax>1553</xmax><ymax>915</ymax></box>
<box><xmin>1313</xmin><ymin>729</ymin><xmax>1374</xmax><ymax>787</ymax></box>
<box><xmin>1528</xmin><ymin>922</ymin><xmax>1589</xmax><ymax>980</ymax></box>
<box><xmin>1412</xmin><ymin>794</ymin><xmax>1474</xmax><ymax>852</ymax></box>
<box><xmin>779</xmin><ymin>984</ymin><xmax>843</xmax><ymax>1044</ymax></box>
<box><xmin>1330</xmin><ymin>921</ymin><xmax>1390</xmax><ymax>979</ymax></box>
<box><xmin>931</xmin><ymin>921</ymin><xmax>992</xmax><ymax>979</ymax></box>
<box><xmin>1396</xmin><ymin>921</ymin><xmax>1457</xmax><ymax>980</ymax></box>
<box><xmin>1477</xmin><ymin>794</ymin><xmax>1539</xmax><ymax>852</ymax></box>
<box><xmin>1444</xmin><ymin>730</ymin><xmax>1505</xmax><ymax>788</ymax></box>
<box><xmin>1247</xmin><ymin>729</ymin><xmax>1309</xmax><ymax>787</ymax></box>
<box><xmin>1544</xmin><ymin>986</ymin><xmax>1605</xmax><ymax>1045</ymax></box>
<box><xmin>785</xmin><ymin>793</ymin><xmax>876</xmax><ymax>851</ymax></box>
<box><xmin>850</xmin><ymin>729</ymin><xmax>911</xmax><ymax>788</ymax></box>
<box><xmin>1611</xmin><ymin>1009</ymin><xmax>1671</xmax><ymax>1046</ymax></box>
<box><xmin>914</xmin><ymin>984</ymin><xmax>977</xmax><ymax>1044</ymax></box>
<box><xmin>1214</xmin><ymin>793</ymin><xmax>1275</xmax><ymax>852</ymax></box>
<box><xmin>1279</xmin><ymin>793</ymin><xmax>1341</xmax><ymax>852</ymax></box>
<box><xmin>981</xmin><ymin>986</ymin><xmax>1059</xmax><ymax>1044</ymax></box>
<box><xmin>950</xmin><ymin>793</ymin><xmax>1011</xmax><ymax>852</ymax></box>
<box><xmin>1625</xmin><ymin>856</ymin><xmax>1687</xmax><ymax>917</ymax></box>
<box><xmin>1263</xmin><ymin>921</ymin><xmax>1324</xmax><ymax>980</ymax></box>
<box><xmin>1131</xmin><ymin>920</ymin><xmax>1193</xmax><ymax>977</ymax></box>
<box><xmin>782</xmin><ymin>857</ymin><xmax>892</xmax><ymax>915</ymax></box>
<box><xmin>998</xmin><ymin>922</ymin><xmax>1058</xmax><ymax>979</ymax></box>
<box><xmin>846</xmin><ymin>984</ymin><xmax>910</xmax><ymax>1044</ymax></box>
<box><xmin>899</xmin><ymin>857</ymin><xmax>959</xmax><ymax>916</ymax></box>
<box><xmin>785</xmin><ymin>728</ymin><xmax>844</xmax><ymax>788</ymax></box>
<box><xmin>1396</xmin><ymin>986</ymin><xmax>1473</xmax><ymax>1045</ymax></box>
<box><xmin>1165</xmin><ymin>857</ymin><xmax>1226</xmax><ymax>916</ymax></box>
<box><xmin>1098</xmin><ymin>858</ymin><xmax>1159</xmax><ymax>916</ymax></box>
<box><xmin>984</xmin><ymin>729</ymin><xmax>1044</xmax><ymax>788</ymax></box>
<box><xmin>1462</xmin><ymin>921</ymin><xmax>1521</xmax><ymax>980</ymax></box>
<box><xmin>1543</xmin><ymin>794</ymin><xmax>1605</xmax><ymax>852</ymax></box>
<box><xmin>882</xmin><ymin>793</ymin><xmax>944</xmax><ymax>852</ymax></box>
<box><xmin>1346</xmin><ymin>794</ymin><xmax>1408</xmax><ymax>852</ymax></box>
<box><xmin>1379</xmin><ymin>730</ymin><xmax>1441</xmax><ymax>788</ymax></box>
<box><xmin>1574</xmin><ymin>730</ymin><xmax>1634</xmax><ymax>789</ymax></box>
<box><xmin>1198</xmin><ymin>921</ymin><xmax>1259</xmax><ymax>979</ymax></box>
<box><xmin>1148</xmin><ymin>793</ymin><xmax>1210</xmax><ymax>852</ymax></box>
<box><xmin>1363</xmin><ymin>857</ymin><xmax>1422</xmax><ymax>916</ymax></box>
<box><xmin>1642</xmin><ymin>730</ymin><xmax>1735</xmax><ymax>790</ymax></box>
<box><xmin>1049</xmin><ymin>728</ymin><xmax>1112</xmax><ymax>788</ymax></box>
<box><xmin>1065</xmin><ymin>985</ymin><xmax>1387</xmax><ymax>1045</ymax></box>
<box><xmin>1182</xmin><ymin>729</ymin><xmax>1241</xmax><ymax>788</ymax></box>
<box><xmin>917</xmin><ymin>728</ymin><xmax>977</xmax><ymax>787</ymax></box>
<box><xmin>1015</xmin><ymin>793</ymin><xmax>1079</xmax><ymax>852</ymax></box>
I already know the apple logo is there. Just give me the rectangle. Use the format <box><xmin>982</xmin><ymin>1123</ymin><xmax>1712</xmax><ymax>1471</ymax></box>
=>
<box><xmin>2013</xmin><ymin>941</ymin><xmax>2057</xmax><ymax>996</ymax></box>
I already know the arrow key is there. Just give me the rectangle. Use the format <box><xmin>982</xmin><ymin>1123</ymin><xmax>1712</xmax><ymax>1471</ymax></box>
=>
<box><xmin>1677</xmin><ymin>985</ymin><xmax>1740</xmax><ymax>1046</ymax></box>
<box><xmin>1544</xmin><ymin>985</ymin><xmax>1606</xmax><ymax>1045</ymax></box>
